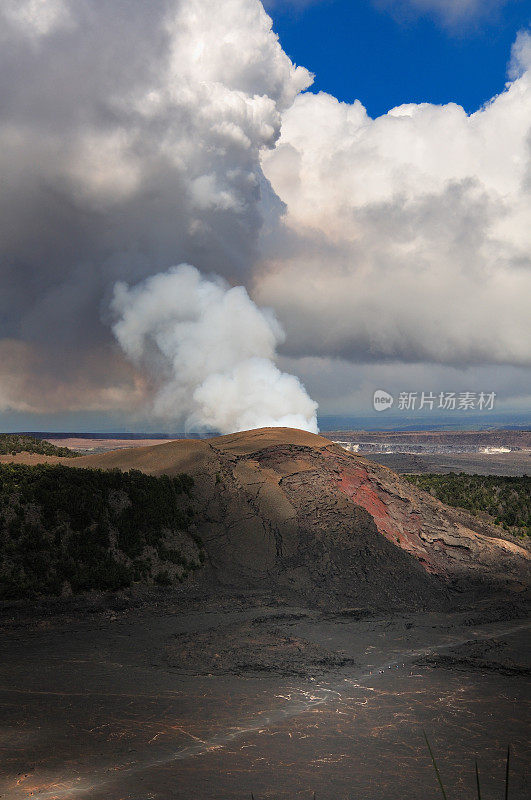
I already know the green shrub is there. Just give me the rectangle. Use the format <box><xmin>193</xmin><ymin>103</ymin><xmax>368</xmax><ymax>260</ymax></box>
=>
<box><xmin>405</xmin><ymin>473</ymin><xmax>530</xmax><ymax>537</ymax></box>
<box><xmin>0</xmin><ymin>433</ymin><xmax>81</xmax><ymax>457</ymax></box>
<box><xmin>0</xmin><ymin>463</ymin><xmax>202</xmax><ymax>598</ymax></box>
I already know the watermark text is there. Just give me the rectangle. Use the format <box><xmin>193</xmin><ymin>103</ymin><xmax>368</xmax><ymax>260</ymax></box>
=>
<box><xmin>373</xmin><ymin>390</ymin><xmax>496</xmax><ymax>412</ymax></box>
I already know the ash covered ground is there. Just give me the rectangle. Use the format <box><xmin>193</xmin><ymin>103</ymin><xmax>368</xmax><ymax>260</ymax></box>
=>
<box><xmin>1</xmin><ymin>590</ymin><xmax>529</xmax><ymax>800</ymax></box>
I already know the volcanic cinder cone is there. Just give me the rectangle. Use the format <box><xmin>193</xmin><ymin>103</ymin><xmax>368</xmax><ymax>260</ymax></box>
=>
<box><xmin>5</xmin><ymin>428</ymin><xmax>529</xmax><ymax>610</ymax></box>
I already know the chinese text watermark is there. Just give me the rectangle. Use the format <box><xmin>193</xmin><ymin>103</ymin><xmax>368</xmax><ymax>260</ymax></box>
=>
<box><xmin>373</xmin><ymin>390</ymin><xmax>496</xmax><ymax>412</ymax></box>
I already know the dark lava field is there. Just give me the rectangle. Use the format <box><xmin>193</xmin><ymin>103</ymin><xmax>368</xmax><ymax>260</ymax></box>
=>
<box><xmin>1</xmin><ymin>591</ymin><xmax>529</xmax><ymax>800</ymax></box>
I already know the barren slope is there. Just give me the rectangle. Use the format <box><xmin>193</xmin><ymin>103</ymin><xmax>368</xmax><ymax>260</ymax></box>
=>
<box><xmin>2</xmin><ymin>428</ymin><xmax>528</xmax><ymax>608</ymax></box>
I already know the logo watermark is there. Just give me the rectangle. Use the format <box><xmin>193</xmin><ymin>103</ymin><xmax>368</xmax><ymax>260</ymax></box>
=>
<box><xmin>373</xmin><ymin>390</ymin><xmax>496</xmax><ymax>412</ymax></box>
<box><xmin>373</xmin><ymin>389</ymin><xmax>394</xmax><ymax>411</ymax></box>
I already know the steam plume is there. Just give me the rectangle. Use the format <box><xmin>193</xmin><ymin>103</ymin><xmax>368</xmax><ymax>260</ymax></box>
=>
<box><xmin>111</xmin><ymin>265</ymin><xmax>318</xmax><ymax>433</ymax></box>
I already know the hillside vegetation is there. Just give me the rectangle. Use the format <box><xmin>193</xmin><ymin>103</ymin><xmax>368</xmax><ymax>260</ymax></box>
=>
<box><xmin>405</xmin><ymin>473</ymin><xmax>530</xmax><ymax>537</ymax></box>
<box><xmin>0</xmin><ymin>464</ymin><xmax>202</xmax><ymax>599</ymax></box>
<box><xmin>0</xmin><ymin>433</ymin><xmax>80</xmax><ymax>457</ymax></box>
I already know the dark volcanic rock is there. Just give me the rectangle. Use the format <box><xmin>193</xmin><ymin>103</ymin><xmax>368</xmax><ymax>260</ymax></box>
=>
<box><xmin>164</xmin><ymin>618</ymin><xmax>358</xmax><ymax>678</ymax></box>
<box><xmin>421</xmin><ymin>634</ymin><xmax>531</xmax><ymax>676</ymax></box>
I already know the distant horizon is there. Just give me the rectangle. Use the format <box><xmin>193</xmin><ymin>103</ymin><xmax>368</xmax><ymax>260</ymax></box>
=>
<box><xmin>3</xmin><ymin>414</ymin><xmax>529</xmax><ymax>438</ymax></box>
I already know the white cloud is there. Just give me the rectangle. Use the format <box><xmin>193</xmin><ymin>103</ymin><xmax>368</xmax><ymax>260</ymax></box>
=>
<box><xmin>261</xmin><ymin>0</ymin><xmax>513</xmax><ymax>24</ymax></box>
<box><xmin>1</xmin><ymin>0</ymin><xmax>72</xmax><ymax>38</ymax></box>
<box><xmin>508</xmin><ymin>28</ymin><xmax>531</xmax><ymax>79</ymax></box>
<box><xmin>263</xmin><ymin>1</ymin><xmax>325</xmax><ymax>9</ymax></box>
<box><xmin>375</xmin><ymin>0</ymin><xmax>514</xmax><ymax>26</ymax></box>
<box><xmin>258</xmin><ymin>61</ymin><xmax>531</xmax><ymax>369</ymax></box>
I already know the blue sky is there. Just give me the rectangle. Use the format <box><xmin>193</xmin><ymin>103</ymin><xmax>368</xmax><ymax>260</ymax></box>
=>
<box><xmin>267</xmin><ymin>0</ymin><xmax>530</xmax><ymax>117</ymax></box>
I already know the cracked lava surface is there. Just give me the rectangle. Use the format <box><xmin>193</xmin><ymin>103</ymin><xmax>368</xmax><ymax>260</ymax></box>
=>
<box><xmin>1</xmin><ymin>597</ymin><xmax>529</xmax><ymax>800</ymax></box>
